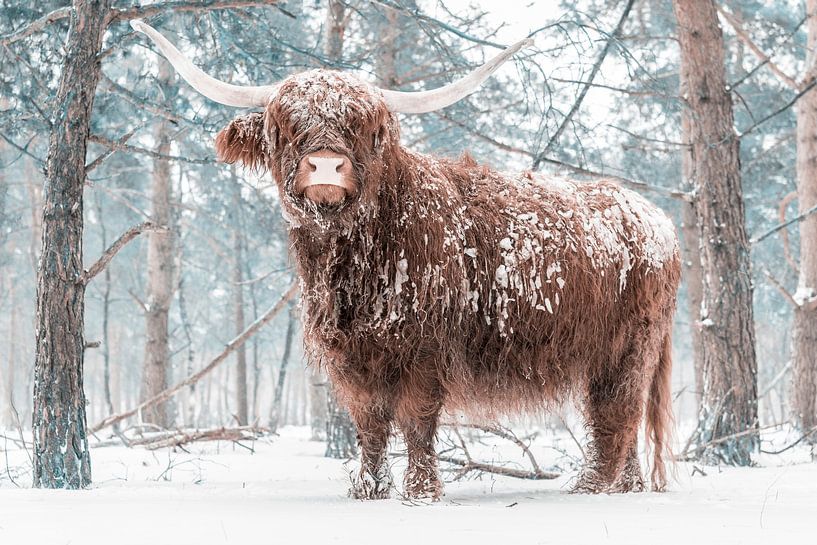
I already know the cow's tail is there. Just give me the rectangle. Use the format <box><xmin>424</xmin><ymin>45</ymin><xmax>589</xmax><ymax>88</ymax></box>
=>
<box><xmin>645</xmin><ymin>329</ymin><xmax>674</xmax><ymax>492</ymax></box>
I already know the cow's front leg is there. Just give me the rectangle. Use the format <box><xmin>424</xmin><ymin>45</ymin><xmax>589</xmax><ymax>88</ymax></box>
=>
<box><xmin>347</xmin><ymin>400</ymin><xmax>394</xmax><ymax>500</ymax></box>
<box><xmin>396</xmin><ymin>392</ymin><xmax>442</xmax><ymax>501</ymax></box>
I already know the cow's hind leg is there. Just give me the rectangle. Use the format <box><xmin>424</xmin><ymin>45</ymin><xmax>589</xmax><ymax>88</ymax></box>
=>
<box><xmin>610</xmin><ymin>444</ymin><xmax>646</xmax><ymax>493</ymax></box>
<box><xmin>347</xmin><ymin>398</ymin><xmax>394</xmax><ymax>500</ymax></box>
<box><xmin>573</xmin><ymin>331</ymin><xmax>656</xmax><ymax>494</ymax></box>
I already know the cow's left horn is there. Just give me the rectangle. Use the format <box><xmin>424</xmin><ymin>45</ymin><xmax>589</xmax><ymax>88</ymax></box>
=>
<box><xmin>130</xmin><ymin>20</ymin><xmax>279</xmax><ymax>108</ymax></box>
<box><xmin>380</xmin><ymin>38</ymin><xmax>533</xmax><ymax>114</ymax></box>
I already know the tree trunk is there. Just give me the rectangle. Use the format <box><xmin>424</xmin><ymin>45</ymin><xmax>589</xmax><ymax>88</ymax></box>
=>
<box><xmin>140</xmin><ymin>58</ymin><xmax>175</xmax><ymax>428</ymax></box>
<box><xmin>232</xmin><ymin>173</ymin><xmax>248</xmax><ymax>425</ymax></box>
<box><xmin>308</xmin><ymin>366</ymin><xmax>327</xmax><ymax>440</ymax></box>
<box><xmin>791</xmin><ymin>0</ymin><xmax>817</xmax><ymax>436</ymax></box>
<box><xmin>674</xmin><ymin>0</ymin><xmax>758</xmax><ymax>465</ymax></box>
<box><xmin>2</xmin><ymin>277</ymin><xmax>16</xmax><ymax>428</ymax></box>
<box><xmin>32</xmin><ymin>0</ymin><xmax>111</xmax><ymax>489</ymax></box>
<box><xmin>95</xmin><ymin>197</ymin><xmax>115</xmax><ymax>418</ymax></box>
<box><xmin>324</xmin><ymin>392</ymin><xmax>357</xmax><ymax>459</ymax></box>
<box><xmin>270</xmin><ymin>301</ymin><xmax>295</xmax><ymax>431</ymax></box>
<box><xmin>681</xmin><ymin>120</ymin><xmax>704</xmax><ymax>408</ymax></box>
<box><xmin>324</xmin><ymin>0</ymin><xmax>345</xmax><ymax>63</ymax></box>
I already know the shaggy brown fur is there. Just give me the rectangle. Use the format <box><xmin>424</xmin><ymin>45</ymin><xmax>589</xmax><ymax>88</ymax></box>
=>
<box><xmin>216</xmin><ymin>69</ymin><xmax>681</xmax><ymax>500</ymax></box>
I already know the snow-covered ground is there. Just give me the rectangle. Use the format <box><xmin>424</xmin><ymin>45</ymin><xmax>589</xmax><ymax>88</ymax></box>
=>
<box><xmin>1</xmin><ymin>425</ymin><xmax>814</xmax><ymax>545</ymax></box>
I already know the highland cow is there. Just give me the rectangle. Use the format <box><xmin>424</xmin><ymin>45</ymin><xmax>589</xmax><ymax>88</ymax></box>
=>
<box><xmin>132</xmin><ymin>20</ymin><xmax>680</xmax><ymax>500</ymax></box>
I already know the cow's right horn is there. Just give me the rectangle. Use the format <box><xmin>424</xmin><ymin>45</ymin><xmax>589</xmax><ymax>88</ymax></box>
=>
<box><xmin>380</xmin><ymin>37</ymin><xmax>533</xmax><ymax>114</ymax></box>
<box><xmin>130</xmin><ymin>20</ymin><xmax>279</xmax><ymax>108</ymax></box>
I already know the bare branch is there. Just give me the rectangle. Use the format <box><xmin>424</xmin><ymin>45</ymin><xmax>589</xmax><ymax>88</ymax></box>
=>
<box><xmin>0</xmin><ymin>7</ymin><xmax>71</xmax><ymax>47</ymax></box>
<box><xmin>751</xmin><ymin>201</ymin><xmax>817</xmax><ymax>244</ymax></box>
<box><xmin>109</xmin><ymin>1</ymin><xmax>278</xmax><ymax>22</ymax></box>
<box><xmin>532</xmin><ymin>0</ymin><xmax>635</xmax><ymax>170</ymax></box>
<box><xmin>369</xmin><ymin>0</ymin><xmax>506</xmax><ymax>49</ymax></box>
<box><xmin>739</xmin><ymin>77</ymin><xmax>817</xmax><ymax>138</ymax></box>
<box><xmin>716</xmin><ymin>4</ymin><xmax>799</xmax><ymax>90</ymax></box>
<box><xmin>81</xmin><ymin>222</ymin><xmax>168</xmax><ymax>284</ymax></box>
<box><xmin>86</xmin><ymin>126</ymin><xmax>141</xmax><ymax>173</ymax></box>
<box><xmin>89</xmin><ymin>134</ymin><xmax>216</xmax><ymax>165</ymax></box>
<box><xmin>90</xmin><ymin>281</ymin><xmax>298</xmax><ymax>433</ymax></box>
<box><xmin>762</xmin><ymin>268</ymin><xmax>798</xmax><ymax>309</ymax></box>
<box><xmin>538</xmin><ymin>157</ymin><xmax>692</xmax><ymax>202</ymax></box>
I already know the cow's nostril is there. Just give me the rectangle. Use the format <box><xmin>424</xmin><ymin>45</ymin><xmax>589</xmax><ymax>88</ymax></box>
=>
<box><xmin>335</xmin><ymin>161</ymin><xmax>343</xmax><ymax>172</ymax></box>
<box><xmin>307</xmin><ymin>159</ymin><xmax>317</xmax><ymax>172</ymax></box>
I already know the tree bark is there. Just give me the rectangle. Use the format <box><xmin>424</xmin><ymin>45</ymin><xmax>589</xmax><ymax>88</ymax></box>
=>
<box><xmin>140</xmin><ymin>57</ymin><xmax>175</xmax><ymax>428</ymax></box>
<box><xmin>674</xmin><ymin>0</ymin><xmax>758</xmax><ymax>466</ymax></box>
<box><xmin>791</xmin><ymin>0</ymin><xmax>817</xmax><ymax>436</ymax></box>
<box><xmin>32</xmin><ymin>0</ymin><xmax>111</xmax><ymax>489</ymax></box>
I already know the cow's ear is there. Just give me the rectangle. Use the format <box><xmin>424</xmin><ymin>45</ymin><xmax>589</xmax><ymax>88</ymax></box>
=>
<box><xmin>215</xmin><ymin>112</ymin><xmax>269</xmax><ymax>172</ymax></box>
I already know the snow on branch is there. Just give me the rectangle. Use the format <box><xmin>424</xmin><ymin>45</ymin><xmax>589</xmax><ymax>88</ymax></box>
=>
<box><xmin>81</xmin><ymin>222</ymin><xmax>168</xmax><ymax>285</ymax></box>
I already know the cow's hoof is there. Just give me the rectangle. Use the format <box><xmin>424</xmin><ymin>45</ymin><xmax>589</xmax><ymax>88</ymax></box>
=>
<box><xmin>403</xmin><ymin>464</ymin><xmax>443</xmax><ymax>501</ymax></box>
<box><xmin>348</xmin><ymin>468</ymin><xmax>393</xmax><ymax>500</ymax></box>
<box><xmin>570</xmin><ymin>471</ymin><xmax>607</xmax><ymax>494</ymax></box>
<box><xmin>403</xmin><ymin>480</ymin><xmax>443</xmax><ymax>502</ymax></box>
<box><xmin>348</xmin><ymin>483</ymin><xmax>391</xmax><ymax>500</ymax></box>
<box><xmin>609</xmin><ymin>476</ymin><xmax>646</xmax><ymax>494</ymax></box>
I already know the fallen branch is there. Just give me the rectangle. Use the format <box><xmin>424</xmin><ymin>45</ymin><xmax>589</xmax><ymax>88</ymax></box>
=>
<box><xmin>760</xmin><ymin>426</ymin><xmax>817</xmax><ymax>455</ymax></box>
<box><xmin>81</xmin><ymin>222</ymin><xmax>167</xmax><ymax>284</ymax></box>
<box><xmin>441</xmin><ymin>422</ymin><xmax>544</xmax><ymax>476</ymax></box>
<box><xmin>129</xmin><ymin>426</ymin><xmax>268</xmax><ymax>450</ymax></box>
<box><xmin>437</xmin><ymin>454</ymin><xmax>559</xmax><ymax>480</ymax></box>
<box><xmin>437</xmin><ymin>422</ymin><xmax>560</xmax><ymax>480</ymax></box>
<box><xmin>676</xmin><ymin>423</ymin><xmax>779</xmax><ymax>461</ymax></box>
<box><xmin>91</xmin><ymin>281</ymin><xmax>298</xmax><ymax>433</ymax></box>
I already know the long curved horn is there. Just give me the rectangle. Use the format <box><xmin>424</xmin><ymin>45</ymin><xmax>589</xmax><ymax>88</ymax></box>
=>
<box><xmin>130</xmin><ymin>20</ymin><xmax>279</xmax><ymax>108</ymax></box>
<box><xmin>380</xmin><ymin>38</ymin><xmax>533</xmax><ymax>114</ymax></box>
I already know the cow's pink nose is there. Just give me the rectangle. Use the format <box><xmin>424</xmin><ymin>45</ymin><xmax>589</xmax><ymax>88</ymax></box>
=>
<box><xmin>306</xmin><ymin>155</ymin><xmax>346</xmax><ymax>180</ymax></box>
<box><xmin>295</xmin><ymin>151</ymin><xmax>357</xmax><ymax>205</ymax></box>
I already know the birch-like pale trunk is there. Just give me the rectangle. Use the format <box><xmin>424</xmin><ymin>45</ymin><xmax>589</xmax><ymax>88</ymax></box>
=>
<box><xmin>791</xmin><ymin>0</ymin><xmax>817</xmax><ymax>436</ymax></box>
